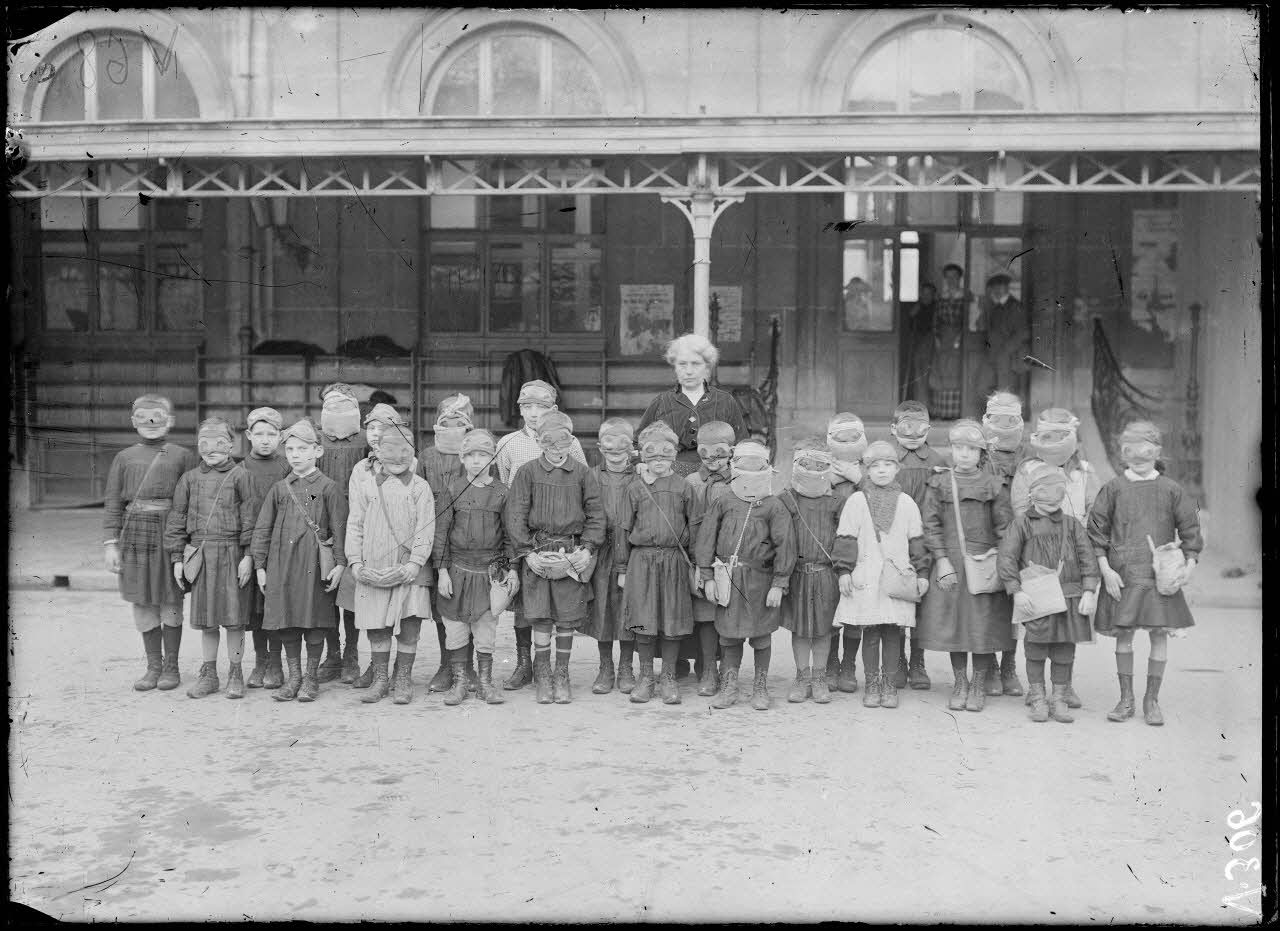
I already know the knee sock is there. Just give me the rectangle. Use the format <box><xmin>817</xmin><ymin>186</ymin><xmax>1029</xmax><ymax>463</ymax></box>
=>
<box><xmin>660</xmin><ymin>637</ymin><xmax>681</xmax><ymax>673</ymax></box>
<box><xmin>1147</xmin><ymin>658</ymin><xmax>1167</xmax><ymax>679</ymax></box>
<box><xmin>753</xmin><ymin>644</ymin><xmax>771</xmax><ymax>677</ymax></box>
<box><xmin>976</xmin><ymin>653</ymin><xmax>996</xmax><ymax>675</ymax></box>
<box><xmin>811</xmin><ymin>634</ymin><xmax>830</xmax><ymax>674</ymax></box>
<box><xmin>343</xmin><ymin>611</ymin><xmax>357</xmax><ymax>647</ymax></box>
<box><xmin>306</xmin><ymin>633</ymin><xmax>327</xmax><ymax>667</ymax></box>
<box><xmin>1050</xmin><ymin>660</ymin><xmax>1072</xmax><ymax>685</ymax></box>
<box><xmin>436</xmin><ymin>621</ymin><xmax>449</xmax><ymax>663</ymax></box>
<box><xmin>950</xmin><ymin>651</ymin><xmax>968</xmax><ymax>676</ymax></box>
<box><xmin>532</xmin><ymin>628</ymin><xmax>552</xmax><ymax>667</ymax></box>
<box><xmin>881</xmin><ymin>626</ymin><xmax>902</xmax><ymax>669</ymax></box>
<box><xmin>843</xmin><ymin>626</ymin><xmax>861</xmax><ymax>661</ymax></box>
<box><xmin>698</xmin><ymin>624</ymin><xmax>719</xmax><ymax>671</ymax></box>
<box><xmin>721</xmin><ymin>642</ymin><xmax>744</xmax><ymax>673</ymax></box>
<box><xmin>161</xmin><ymin>624</ymin><xmax>182</xmax><ymax>659</ymax></box>
<box><xmin>791</xmin><ymin>635</ymin><xmax>811</xmax><ymax>672</ymax></box>
<box><xmin>397</xmin><ymin>617</ymin><xmax>422</xmax><ymax>654</ymax></box>
<box><xmin>1024</xmin><ymin>642</ymin><xmax>1048</xmax><ymax>686</ymax></box>
<box><xmin>637</xmin><ymin>635</ymin><xmax>656</xmax><ymax>670</ymax></box>
<box><xmin>266</xmin><ymin>631</ymin><xmax>280</xmax><ymax>655</ymax></box>
<box><xmin>598</xmin><ymin>639</ymin><xmax>613</xmax><ymax>663</ymax></box>
<box><xmin>829</xmin><ymin>630</ymin><xmax>842</xmax><ymax>661</ymax></box>
<box><xmin>283</xmin><ymin>635</ymin><xmax>303</xmax><ymax>661</ymax></box>
<box><xmin>201</xmin><ymin>629</ymin><xmax>220</xmax><ymax>663</ymax></box>
<box><xmin>619</xmin><ymin>638</ymin><xmax>635</xmax><ymax>667</ymax></box>
<box><xmin>225</xmin><ymin>628</ymin><xmax>245</xmax><ymax>665</ymax></box>
<box><xmin>251</xmin><ymin>629</ymin><xmax>268</xmax><ymax>655</ymax></box>
<box><xmin>515</xmin><ymin>624</ymin><xmax>533</xmax><ymax>653</ymax></box>
<box><xmin>861</xmin><ymin>627</ymin><xmax>881</xmax><ymax>674</ymax></box>
<box><xmin>325</xmin><ymin>624</ymin><xmax>339</xmax><ymax>656</ymax></box>
<box><xmin>554</xmin><ymin>632</ymin><xmax>573</xmax><ymax>671</ymax></box>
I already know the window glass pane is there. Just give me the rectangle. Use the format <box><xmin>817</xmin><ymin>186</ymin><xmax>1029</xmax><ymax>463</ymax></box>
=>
<box><xmin>40</xmin><ymin>198</ymin><xmax>88</xmax><ymax>230</ymax></box>
<box><xmin>155</xmin><ymin>198</ymin><xmax>202</xmax><ymax>229</ymax></box>
<box><xmin>841</xmin><ymin>239</ymin><xmax>894</xmax><ymax>332</ymax></box>
<box><xmin>546</xmin><ymin>194</ymin><xmax>582</xmax><ymax>235</ymax></box>
<box><xmin>96</xmin><ymin>36</ymin><xmax>145</xmax><ymax>119</ymax></box>
<box><xmin>550</xmin><ymin>38</ymin><xmax>602</xmax><ymax>114</ymax></box>
<box><xmin>908</xmin><ymin>29</ymin><xmax>965</xmax><ymax>111</ymax></box>
<box><xmin>550</xmin><ymin>242</ymin><xmax>602</xmax><ymax>332</ymax></box>
<box><xmin>845</xmin><ymin>39</ymin><xmax>900</xmax><ymax>112</ymax></box>
<box><xmin>973</xmin><ymin>37</ymin><xmax>1024</xmax><ymax>110</ymax></box>
<box><xmin>488</xmin><ymin>194</ymin><xmax>539</xmax><ymax>231</ymax></box>
<box><xmin>97</xmin><ymin>246</ymin><xmax>143</xmax><ymax>330</ymax></box>
<box><xmin>430</xmin><ymin>161</ymin><xmax>479</xmax><ymax>228</ymax></box>
<box><xmin>490</xmin><ymin>35</ymin><xmax>542</xmax><ymax>116</ymax></box>
<box><xmin>432</xmin><ymin>43</ymin><xmax>479</xmax><ymax>115</ymax></box>
<box><xmin>489</xmin><ymin>242</ymin><xmax>541</xmax><ymax>332</ymax></box>
<box><xmin>43</xmin><ymin>250</ymin><xmax>91</xmax><ymax>331</ymax></box>
<box><xmin>155</xmin><ymin>246</ymin><xmax>204</xmax><ymax>330</ymax></box>
<box><xmin>42</xmin><ymin>51</ymin><xmax>86</xmax><ymax>120</ymax></box>
<box><xmin>428</xmin><ymin>241</ymin><xmax>482</xmax><ymax>332</ymax></box>
<box><xmin>97</xmin><ymin>192</ymin><xmax>142</xmax><ymax>229</ymax></box>
<box><xmin>843</xmin><ymin>189</ymin><xmax>896</xmax><ymax>224</ymax></box>
<box><xmin>155</xmin><ymin>53</ymin><xmax>201</xmax><ymax>117</ymax></box>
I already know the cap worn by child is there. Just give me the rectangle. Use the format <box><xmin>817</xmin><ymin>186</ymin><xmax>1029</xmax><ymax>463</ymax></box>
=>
<box><xmin>948</xmin><ymin>419</ymin><xmax>988</xmax><ymax>450</ymax></box>
<box><xmin>1030</xmin><ymin>408</ymin><xmax>1080</xmax><ymax>467</ymax></box>
<box><xmin>729</xmin><ymin>440</ymin><xmax>773</xmax><ymax>501</ymax></box>
<box><xmin>519</xmin><ymin>381</ymin><xmax>558</xmax><ymax>408</ymax></box>
<box><xmin>982</xmin><ymin>394</ymin><xmax>1024</xmax><ymax>451</ymax></box>
<box><xmin>246</xmin><ymin>407</ymin><xmax>283</xmax><ymax>431</ymax></box>
<box><xmin>319</xmin><ymin>383</ymin><xmax>361</xmax><ymax>440</ymax></box>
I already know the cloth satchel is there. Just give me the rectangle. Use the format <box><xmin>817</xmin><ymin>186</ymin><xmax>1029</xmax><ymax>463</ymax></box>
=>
<box><xmin>1148</xmin><ymin>533</ymin><xmax>1187</xmax><ymax>595</ymax></box>
<box><xmin>1012</xmin><ymin>518</ymin><xmax>1071</xmax><ymax>624</ymax></box>
<box><xmin>182</xmin><ymin>467</ymin><xmax>239</xmax><ymax>584</ymax></box>
<box><xmin>284</xmin><ymin>479</ymin><xmax>337</xmax><ymax>578</ymax></box>
<box><xmin>870</xmin><ymin>506</ymin><xmax>921</xmax><ymax>604</ymax></box>
<box><xmin>948</xmin><ymin>468</ymin><xmax>1003</xmax><ymax>595</ymax></box>
<box><xmin>712</xmin><ymin>500</ymin><xmax>755</xmax><ymax>607</ymax></box>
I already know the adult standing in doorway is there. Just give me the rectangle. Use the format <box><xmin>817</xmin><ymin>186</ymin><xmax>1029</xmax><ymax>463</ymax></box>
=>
<box><xmin>639</xmin><ymin>333</ymin><xmax>748</xmax><ymax>478</ymax></box>
<box><xmin>927</xmin><ymin>264</ymin><xmax>971</xmax><ymax>420</ymax></box>
<box><xmin>980</xmin><ymin>274</ymin><xmax>1031</xmax><ymax>407</ymax></box>
<box><xmin>902</xmin><ymin>281</ymin><xmax>938</xmax><ymax>402</ymax></box>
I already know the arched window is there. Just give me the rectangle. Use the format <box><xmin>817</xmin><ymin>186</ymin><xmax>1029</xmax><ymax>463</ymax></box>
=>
<box><xmin>40</xmin><ymin>32</ymin><xmax>200</xmax><ymax>121</ymax></box>
<box><xmin>846</xmin><ymin>18</ymin><xmax>1030</xmax><ymax>112</ymax></box>
<box><xmin>429</xmin><ymin>29</ymin><xmax>603</xmax><ymax>116</ymax></box>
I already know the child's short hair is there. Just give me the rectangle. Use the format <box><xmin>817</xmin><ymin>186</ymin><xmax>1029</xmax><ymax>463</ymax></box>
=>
<box><xmin>696</xmin><ymin>421</ymin><xmax>735</xmax><ymax>445</ymax></box>
<box><xmin>132</xmin><ymin>393</ymin><xmax>173</xmax><ymax>414</ymax></box>
<box><xmin>368</xmin><ymin>389</ymin><xmax>398</xmax><ymax>407</ymax></box>
<box><xmin>598</xmin><ymin>417</ymin><xmax>635</xmax><ymax>440</ymax></box>
<box><xmin>537</xmin><ymin>410</ymin><xmax>573</xmax><ymax>435</ymax></box>
<box><xmin>637</xmin><ymin>421</ymin><xmax>678</xmax><ymax>446</ymax></box>
<box><xmin>893</xmin><ymin>400</ymin><xmax>930</xmax><ymax>423</ymax></box>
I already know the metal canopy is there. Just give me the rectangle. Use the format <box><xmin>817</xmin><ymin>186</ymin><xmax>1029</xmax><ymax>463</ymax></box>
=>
<box><xmin>8</xmin><ymin>150</ymin><xmax>1261</xmax><ymax>198</ymax></box>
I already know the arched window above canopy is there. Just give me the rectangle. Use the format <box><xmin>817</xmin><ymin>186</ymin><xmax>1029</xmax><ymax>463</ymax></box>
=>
<box><xmin>845</xmin><ymin>18</ymin><xmax>1030</xmax><ymax>113</ymax></box>
<box><xmin>428</xmin><ymin>29</ymin><xmax>603</xmax><ymax>116</ymax></box>
<box><xmin>39</xmin><ymin>32</ymin><xmax>200</xmax><ymax>121</ymax></box>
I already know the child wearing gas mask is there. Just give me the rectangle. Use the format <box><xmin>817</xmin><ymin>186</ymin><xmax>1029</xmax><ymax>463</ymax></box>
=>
<box><xmin>250</xmin><ymin>418</ymin><xmax>347</xmax><ymax>702</ymax></box>
<box><xmin>103</xmin><ymin>395</ymin><xmax>199</xmax><ymax>692</ymax></box>
<box><xmin>685</xmin><ymin>420</ymin><xmax>736</xmax><ymax>697</ymax></box>
<box><xmin>1009</xmin><ymin>407</ymin><xmax>1102</xmax><ymax>523</ymax></box>
<box><xmin>778</xmin><ymin>438</ymin><xmax>844</xmax><ymax>704</ymax></box>
<box><xmin>346</xmin><ymin>424</ymin><xmax>435</xmax><ymax>705</ymax></box>
<box><xmin>694</xmin><ymin>440</ymin><xmax>797</xmax><ymax>711</ymax></box>
<box><xmin>1088</xmin><ymin>422</ymin><xmax>1201</xmax><ymax>726</ymax></box>
<box><xmin>433</xmin><ymin>428</ymin><xmax>516</xmax><ymax>706</ymax></box>
<box><xmin>832</xmin><ymin>441</ymin><xmax>929</xmax><ymax>708</ymax></box>
<box><xmin>616</xmin><ymin>422</ymin><xmax>696</xmax><ymax>704</ymax></box>
<box><xmin>164</xmin><ymin>418</ymin><xmax>257</xmax><ymax>699</ymax></box>
<box><xmin>505</xmin><ymin>410</ymin><xmax>605</xmax><ymax>705</ymax></box>
<box><xmin>822</xmin><ymin>413</ymin><xmax>868</xmax><ymax>694</ymax></box>
<box><xmin>240</xmin><ymin>407</ymin><xmax>291</xmax><ymax>690</ymax></box>
<box><xmin>980</xmin><ymin>390</ymin><xmax>1029</xmax><ymax>698</ymax></box>
<box><xmin>585</xmin><ymin>418</ymin><xmax>639</xmax><ymax>694</ymax></box>
<box><xmin>998</xmin><ymin>464</ymin><xmax>1100</xmax><ymax>723</ymax></box>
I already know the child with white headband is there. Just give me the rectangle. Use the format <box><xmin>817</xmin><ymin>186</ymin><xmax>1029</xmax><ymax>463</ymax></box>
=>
<box><xmin>1088</xmin><ymin>421</ymin><xmax>1202</xmax><ymax>726</ymax></box>
<box><xmin>1009</xmin><ymin>407</ymin><xmax>1102</xmax><ymax>523</ymax></box>
<box><xmin>822</xmin><ymin>413</ymin><xmax>867</xmax><ymax>694</ymax></box>
<box><xmin>980</xmin><ymin>390</ymin><xmax>1029</xmax><ymax>698</ymax></box>
<box><xmin>694</xmin><ymin>440</ymin><xmax>797</xmax><ymax>710</ymax></box>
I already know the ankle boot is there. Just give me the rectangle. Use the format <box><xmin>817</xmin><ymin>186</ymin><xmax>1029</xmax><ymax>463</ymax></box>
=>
<box><xmin>948</xmin><ymin>669</ymin><xmax>969</xmax><ymax>711</ymax></box>
<box><xmin>696</xmin><ymin>660</ymin><xmax>719</xmax><ymax>697</ymax></box>
<box><xmin>158</xmin><ymin>626</ymin><xmax>182</xmax><ymax>690</ymax></box>
<box><xmin>317</xmin><ymin>642</ymin><xmax>342</xmax><ymax>683</ymax></box>
<box><xmin>263</xmin><ymin>651</ymin><xmax>284</xmax><ymax>689</ymax></box>
<box><xmin>340</xmin><ymin>640</ymin><xmax>360</xmax><ymax>685</ymax></box>
<box><xmin>659</xmin><ymin>670</ymin><xmax>681</xmax><ymax>705</ymax></box>
<box><xmin>787</xmin><ymin>668</ymin><xmax>810</xmax><ymax>703</ymax></box>
<box><xmin>392</xmin><ymin>652</ymin><xmax>416</xmax><ymax>705</ymax></box>
<box><xmin>444</xmin><ymin>659</ymin><xmax>470</xmax><ymax>706</ymax></box>
<box><xmin>187</xmin><ymin>662</ymin><xmax>219</xmax><ymax>699</ymax></box>
<box><xmin>352</xmin><ymin>659</ymin><xmax>376</xmax><ymax>689</ymax></box>
<box><xmin>749</xmin><ymin>669</ymin><xmax>771</xmax><ymax>711</ymax></box>
<box><xmin>1107</xmin><ymin>674</ymin><xmax>1136</xmax><ymax>722</ymax></box>
<box><xmin>1049</xmin><ymin>684</ymin><xmax>1075</xmax><ymax>723</ymax></box>
<box><xmin>1143</xmin><ymin>675</ymin><xmax>1164</xmax><ymax>726</ymax></box>
<box><xmin>505</xmin><ymin>641</ymin><xmax>533</xmax><ymax>691</ymax></box>
<box><xmin>1000</xmin><ymin>654</ymin><xmax>1024</xmax><ymax>696</ymax></box>
<box><xmin>631</xmin><ymin>663</ymin><xmax>656</xmax><ymax>703</ymax></box>
<box><xmin>592</xmin><ymin>656</ymin><xmax>616</xmax><ymax>694</ymax></box>
<box><xmin>552</xmin><ymin>666</ymin><xmax>573</xmax><ymax>705</ymax></box>
<box><xmin>297</xmin><ymin>651</ymin><xmax>322</xmax><ymax>702</ymax></box>
<box><xmin>892</xmin><ymin>655</ymin><xmax>909</xmax><ymax>690</ymax></box>
<box><xmin>711</xmin><ymin>668</ymin><xmax>739</xmax><ymax>710</ymax></box>
<box><xmin>274</xmin><ymin>655</ymin><xmax>304</xmax><ymax>701</ymax></box>
<box><xmin>1027</xmin><ymin>683</ymin><xmax>1050</xmax><ymax>722</ymax></box>
<box><xmin>246</xmin><ymin>651</ymin><xmax>268</xmax><ymax>689</ymax></box>
<box><xmin>360</xmin><ymin>654</ymin><xmax>391</xmax><ymax>703</ymax></box>
<box><xmin>862</xmin><ymin>671</ymin><xmax>881</xmax><ymax>708</ymax></box>
<box><xmin>134</xmin><ymin>629</ymin><xmax>163</xmax><ymax>691</ymax></box>
<box><xmin>880</xmin><ymin>666</ymin><xmax>899</xmax><ymax>708</ymax></box>
<box><xmin>617</xmin><ymin>656</ymin><xmax>638</xmax><ymax>694</ymax></box>
<box><xmin>811</xmin><ymin>670</ymin><xmax>832</xmax><ymax>704</ymax></box>
<box><xmin>984</xmin><ymin>661</ymin><xmax>1004</xmax><ymax>696</ymax></box>
<box><xmin>225</xmin><ymin>662</ymin><xmax>245</xmax><ymax>700</ymax></box>
<box><xmin>837</xmin><ymin>653</ymin><xmax>860</xmax><ymax>694</ymax></box>
<box><xmin>908</xmin><ymin>650</ymin><xmax>931</xmax><ymax>690</ymax></box>
<box><xmin>428</xmin><ymin>659</ymin><xmax>453</xmax><ymax>693</ymax></box>
<box><xmin>477</xmin><ymin>653</ymin><xmax>505</xmax><ymax>704</ymax></box>
<box><xmin>533</xmin><ymin>658</ymin><xmax>554</xmax><ymax>704</ymax></box>
<box><xmin>966</xmin><ymin>667</ymin><xmax>988</xmax><ymax>712</ymax></box>
<box><xmin>1063</xmin><ymin>682</ymin><xmax>1083</xmax><ymax>709</ymax></box>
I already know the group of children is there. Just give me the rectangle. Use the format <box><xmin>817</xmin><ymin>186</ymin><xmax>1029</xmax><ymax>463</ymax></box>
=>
<box><xmin>103</xmin><ymin>369</ymin><xmax>1202</xmax><ymax>724</ymax></box>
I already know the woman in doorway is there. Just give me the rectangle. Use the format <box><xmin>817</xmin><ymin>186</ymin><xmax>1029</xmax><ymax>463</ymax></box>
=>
<box><xmin>902</xmin><ymin>281</ymin><xmax>938</xmax><ymax>402</ymax></box>
<box><xmin>927</xmin><ymin>264</ymin><xmax>971</xmax><ymax>421</ymax></box>
<box><xmin>639</xmin><ymin>333</ymin><xmax>748</xmax><ymax>478</ymax></box>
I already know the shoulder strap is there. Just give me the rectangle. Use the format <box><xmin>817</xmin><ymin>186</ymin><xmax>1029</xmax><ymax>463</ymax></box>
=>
<box><xmin>196</xmin><ymin>465</ymin><xmax>241</xmax><ymax>538</ymax></box>
<box><xmin>119</xmin><ymin>444</ymin><xmax>169</xmax><ymax>536</ymax></box>
<box><xmin>635</xmin><ymin>478</ymin><xmax>694</xmax><ymax>569</ymax></box>
<box><xmin>786</xmin><ymin>491</ymin><xmax>835</xmax><ymax>564</ymax></box>
<box><xmin>947</xmin><ymin>467</ymin><xmax>970</xmax><ymax>555</ymax></box>
<box><xmin>728</xmin><ymin>499</ymin><xmax>756</xmax><ymax>564</ymax></box>
<box><xmin>283</xmin><ymin>476</ymin><xmax>327</xmax><ymax>543</ymax></box>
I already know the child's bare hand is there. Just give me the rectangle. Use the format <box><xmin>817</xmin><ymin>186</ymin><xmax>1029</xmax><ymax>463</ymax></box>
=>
<box><xmin>256</xmin><ymin>568</ymin><xmax>267</xmax><ymax>594</ymax></box>
<box><xmin>524</xmin><ymin>552</ymin><xmax>549</xmax><ymax>578</ymax></box>
<box><xmin>838</xmin><ymin>573</ymin><xmax>855</xmax><ymax>597</ymax></box>
<box><xmin>1078</xmin><ymin>589</ymin><xmax>1097</xmax><ymax>616</ymax></box>
<box><xmin>832</xmin><ymin>461</ymin><xmax>861</xmax><ymax>485</ymax></box>
<box><xmin>765</xmin><ymin>586</ymin><xmax>783</xmax><ymax>608</ymax></box>
<box><xmin>104</xmin><ymin>543</ymin><xmax>121</xmax><ymax>574</ymax></box>
<box><xmin>436</xmin><ymin>568</ymin><xmax>453</xmax><ymax>599</ymax></box>
<box><xmin>504</xmin><ymin>568</ymin><xmax>520</xmax><ymax>594</ymax></box>
<box><xmin>397</xmin><ymin>563</ymin><xmax>420</xmax><ymax>585</ymax></box>
<box><xmin>1100</xmin><ymin>565</ymin><xmax>1125</xmax><ymax>601</ymax></box>
<box><xmin>702</xmin><ymin>580</ymin><xmax>718</xmax><ymax>603</ymax></box>
<box><xmin>567</xmin><ymin>547</ymin><xmax>591</xmax><ymax>575</ymax></box>
<box><xmin>935</xmin><ymin>557</ymin><xmax>957</xmax><ymax>592</ymax></box>
<box><xmin>324</xmin><ymin>565</ymin><xmax>344</xmax><ymax>592</ymax></box>
<box><xmin>617</xmin><ymin>573</ymin><xmax>626</xmax><ymax>589</ymax></box>
<box><xmin>237</xmin><ymin>554</ymin><xmax>253</xmax><ymax>588</ymax></box>
<box><xmin>916</xmin><ymin>576</ymin><xmax>929</xmax><ymax>597</ymax></box>
<box><xmin>172</xmin><ymin>563</ymin><xmax>185</xmax><ymax>586</ymax></box>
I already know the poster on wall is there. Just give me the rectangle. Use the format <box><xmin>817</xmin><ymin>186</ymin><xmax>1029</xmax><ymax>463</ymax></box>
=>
<box><xmin>710</xmin><ymin>285</ymin><xmax>742</xmax><ymax>342</ymax></box>
<box><xmin>1130</xmin><ymin>209</ymin><xmax>1181</xmax><ymax>340</ymax></box>
<box><xmin>619</xmin><ymin>284</ymin><xmax>675</xmax><ymax>355</ymax></box>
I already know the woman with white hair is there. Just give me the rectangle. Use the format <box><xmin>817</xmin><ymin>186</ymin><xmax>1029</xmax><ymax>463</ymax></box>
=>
<box><xmin>638</xmin><ymin>333</ymin><xmax>748</xmax><ymax>477</ymax></box>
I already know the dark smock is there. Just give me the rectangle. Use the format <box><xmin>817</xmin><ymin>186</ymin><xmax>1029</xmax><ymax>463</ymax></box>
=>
<box><xmin>617</xmin><ymin>474</ymin><xmax>695</xmax><ymax>638</ymax></box>
<box><xmin>639</xmin><ymin>383</ymin><xmax>747</xmax><ymax>477</ymax></box>
<box><xmin>893</xmin><ymin>442</ymin><xmax>948</xmax><ymax>511</ymax></box>
<box><xmin>432</xmin><ymin>476</ymin><xmax>512</xmax><ymax>625</ymax></box>
<box><xmin>585</xmin><ymin>465</ymin><xmax>636</xmax><ymax>641</ymax></box>
<box><xmin>165</xmin><ymin>461</ymin><xmax>257</xmax><ymax>629</ymax></box>
<box><xmin>694</xmin><ymin>493</ymin><xmax>797</xmax><ymax>640</ymax></box>
<box><xmin>998</xmin><ymin>507</ymin><xmax>1099</xmax><ymax>644</ymax></box>
<box><xmin>917</xmin><ymin>468</ymin><xmax>1014</xmax><ymax>653</ymax></box>
<box><xmin>1088</xmin><ymin>474</ymin><xmax>1201</xmax><ymax>634</ymax></box>
<box><xmin>505</xmin><ymin>455</ymin><xmax>605</xmax><ymax>625</ymax></box>
<box><xmin>241</xmin><ymin>450</ymin><xmax>290</xmax><ymax>628</ymax></box>
<box><xmin>250</xmin><ymin>469</ymin><xmax>348</xmax><ymax>630</ymax></box>
<box><xmin>317</xmin><ymin>433</ymin><xmax>367</xmax><ymax>498</ymax></box>
<box><xmin>687</xmin><ymin>467</ymin><xmax>731</xmax><ymax>623</ymax></box>
<box><xmin>778</xmin><ymin>490</ymin><xmax>842</xmax><ymax>639</ymax></box>
<box><xmin>103</xmin><ymin>439</ymin><xmax>198</xmax><ymax>606</ymax></box>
